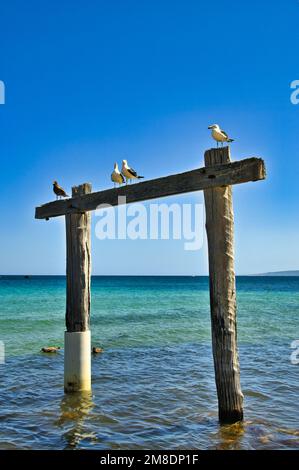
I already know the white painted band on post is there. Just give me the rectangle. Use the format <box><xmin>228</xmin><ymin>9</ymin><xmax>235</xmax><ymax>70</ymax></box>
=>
<box><xmin>64</xmin><ymin>330</ymin><xmax>91</xmax><ymax>392</ymax></box>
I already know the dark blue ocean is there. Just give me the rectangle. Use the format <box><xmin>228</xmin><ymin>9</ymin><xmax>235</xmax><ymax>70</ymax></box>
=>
<box><xmin>0</xmin><ymin>275</ymin><xmax>298</xmax><ymax>449</ymax></box>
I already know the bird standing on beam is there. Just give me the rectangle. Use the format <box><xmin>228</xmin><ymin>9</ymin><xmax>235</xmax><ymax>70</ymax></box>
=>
<box><xmin>53</xmin><ymin>181</ymin><xmax>69</xmax><ymax>200</ymax></box>
<box><xmin>121</xmin><ymin>159</ymin><xmax>144</xmax><ymax>184</ymax></box>
<box><xmin>208</xmin><ymin>124</ymin><xmax>234</xmax><ymax>147</ymax></box>
<box><xmin>111</xmin><ymin>162</ymin><xmax>125</xmax><ymax>187</ymax></box>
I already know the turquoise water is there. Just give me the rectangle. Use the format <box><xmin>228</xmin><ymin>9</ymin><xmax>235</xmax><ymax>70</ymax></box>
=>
<box><xmin>0</xmin><ymin>275</ymin><xmax>298</xmax><ymax>449</ymax></box>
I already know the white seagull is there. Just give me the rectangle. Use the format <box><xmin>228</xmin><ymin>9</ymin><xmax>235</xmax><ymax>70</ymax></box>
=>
<box><xmin>111</xmin><ymin>162</ymin><xmax>125</xmax><ymax>187</ymax></box>
<box><xmin>208</xmin><ymin>124</ymin><xmax>234</xmax><ymax>147</ymax></box>
<box><xmin>121</xmin><ymin>159</ymin><xmax>144</xmax><ymax>184</ymax></box>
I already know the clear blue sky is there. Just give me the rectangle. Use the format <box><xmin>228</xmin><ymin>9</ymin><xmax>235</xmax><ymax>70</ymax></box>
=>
<box><xmin>0</xmin><ymin>0</ymin><xmax>298</xmax><ymax>275</ymax></box>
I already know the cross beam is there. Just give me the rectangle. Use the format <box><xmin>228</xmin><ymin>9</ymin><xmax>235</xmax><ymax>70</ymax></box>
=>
<box><xmin>35</xmin><ymin>155</ymin><xmax>265</xmax><ymax>219</ymax></box>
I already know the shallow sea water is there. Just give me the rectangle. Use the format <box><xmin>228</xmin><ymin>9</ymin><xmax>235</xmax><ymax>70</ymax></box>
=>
<box><xmin>0</xmin><ymin>276</ymin><xmax>298</xmax><ymax>449</ymax></box>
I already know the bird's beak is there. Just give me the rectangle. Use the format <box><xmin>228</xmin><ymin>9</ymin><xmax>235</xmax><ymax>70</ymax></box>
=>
<box><xmin>208</xmin><ymin>126</ymin><xmax>213</xmax><ymax>129</ymax></box>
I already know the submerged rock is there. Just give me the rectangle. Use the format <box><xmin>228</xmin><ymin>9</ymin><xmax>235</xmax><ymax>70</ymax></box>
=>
<box><xmin>41</xmin><ymin>346</ymin><xmax>61</xmax><ymax>353</ymax></box>
<box><xmin>92</xmin><ymin>346</ymin><xmax>104</xmax><ymax>354</ymax></box>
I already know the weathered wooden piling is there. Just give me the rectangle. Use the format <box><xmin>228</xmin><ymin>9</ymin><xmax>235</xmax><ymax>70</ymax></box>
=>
<box><xmin>204</xmin><ymin>147</ymin><xmax>243</xmax><ymax>423</ymax></box>
<box><xmin>64</xmin><ymin>183</ymin><xmax>92</xmax><ymax>392</ymax></box>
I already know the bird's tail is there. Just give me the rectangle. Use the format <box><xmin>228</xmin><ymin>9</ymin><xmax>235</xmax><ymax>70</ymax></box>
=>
<box><xmin>227</xmin><ymin>138</ymin><xmax>234</xmax><ymax>142</ymax></box>
<box><xmin>138</xmin><ymin>176</ymin><xmax>144</xmax><ymax>179</ymax></box>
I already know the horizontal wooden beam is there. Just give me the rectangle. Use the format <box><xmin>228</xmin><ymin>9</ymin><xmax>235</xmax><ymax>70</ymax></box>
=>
<box><xmin>35</xmin><ymin>156</ymin><xmax>265</xmax><ymax>219</ymax></box>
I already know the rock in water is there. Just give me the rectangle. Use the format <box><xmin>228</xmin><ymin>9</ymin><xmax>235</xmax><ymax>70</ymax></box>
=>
<box><xmin>92</xmin><ymin>346</ymin><xmax>104</xmax><ymax>354</ymax></box>
<box><xmin>41</xmin><ymin>346</ymin><xmax>61</xmax><ymax>353</ymax></box>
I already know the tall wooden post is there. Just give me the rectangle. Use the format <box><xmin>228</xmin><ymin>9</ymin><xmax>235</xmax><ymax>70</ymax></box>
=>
<box><xmin>64</xmin><ymin>183</ymin><xmax>92</xmax><ymax>392</ymax></box>
<box><xmin>204</xmin><ymin>147</ymin><xmax>244</xmax><ymax>423</ymax></box>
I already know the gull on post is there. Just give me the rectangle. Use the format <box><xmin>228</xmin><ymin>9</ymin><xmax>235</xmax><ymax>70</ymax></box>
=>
<box><xmin>121</xmin><ymin>160</ymin><xmax>144</xmax><ymax>184</ymax></box>
<box><xmin>111</xmin><ymin>162</ymin><xmax>125</xmax><ymax>187</ymax></box>
<box><xmin>208</xmin><ymin>124</ymin><xmax>234</xmax><ymax>147</ymax></box>
<box><xmin>53</xmin><ymin>181</ymin><xmax>69</xmax><ymax>200</ymax></box>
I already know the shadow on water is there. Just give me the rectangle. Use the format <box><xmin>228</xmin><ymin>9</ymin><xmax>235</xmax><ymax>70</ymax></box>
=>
<box><xmin>55</xmin><ymin>391</ymin><xmax>95</xmax><ymax>449</ymax></box>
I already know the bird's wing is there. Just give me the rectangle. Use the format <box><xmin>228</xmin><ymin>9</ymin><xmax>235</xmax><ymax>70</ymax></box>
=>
<box><xmin>57</xmin><ymin>186</ymin><xmax>68</xmax><ymax>196</ymax></box>
<box><xmin>220</xmin><ymin>129</ymin><xmax>229</xmax><ymax>138</ymax></box>
<box><xmin>127</xmin><ymin>167</ymin><xmax>138</xmax><ymax>177</ymax></box>
<box><xmin>120</xmin><ymin>173</ymin><xmax>125</xmax><ymax>182</ymax></box>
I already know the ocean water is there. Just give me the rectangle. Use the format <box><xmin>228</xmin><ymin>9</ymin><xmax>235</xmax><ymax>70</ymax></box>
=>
<box><xmin>0</xmin><ymin>275</ymin><xmax>298</xmax><ymax>450</ymax></box>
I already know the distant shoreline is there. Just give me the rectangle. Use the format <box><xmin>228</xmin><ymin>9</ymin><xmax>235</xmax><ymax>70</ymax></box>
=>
<box><xmin>252</xmin><ymin>270</ymin><xmax>299</xmax><ymax>277</ymax></box>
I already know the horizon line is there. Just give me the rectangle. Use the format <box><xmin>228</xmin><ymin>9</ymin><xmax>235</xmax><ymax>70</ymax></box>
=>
<box><xmin>1</xmin><ymin>271</ymin><xmax>298</xmax><ymax>277</ymax></box>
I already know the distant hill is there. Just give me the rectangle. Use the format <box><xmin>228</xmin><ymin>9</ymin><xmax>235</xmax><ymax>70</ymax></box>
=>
<box><xmin>255</xmin><ymin>270</ymin><xmax>299</xmax><ymax>277</ymax></box>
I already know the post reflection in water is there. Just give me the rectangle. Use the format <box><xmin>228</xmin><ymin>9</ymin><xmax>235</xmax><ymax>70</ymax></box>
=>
<box><xmin>215</xmin><ymin>421</ymin><xmax>245</xmax><ymax>450</ymax></box>
<box><xmin>57</xmin><ymin>391</ymin><xmax>95</xmax><ymax>449</ymax></box>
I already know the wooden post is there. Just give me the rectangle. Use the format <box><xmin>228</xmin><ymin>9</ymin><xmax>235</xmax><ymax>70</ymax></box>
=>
<box><xmin>64</xmin><ymin>183</ymin><xmax>92</xmax><ymax>392</ymax></box>
<box><xmin>204</xmin><ymin>147</ymin><xmax>244</xmax><ymax>423</ymax></box>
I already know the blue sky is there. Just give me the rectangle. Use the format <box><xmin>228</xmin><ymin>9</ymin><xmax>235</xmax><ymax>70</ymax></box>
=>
<box><xmin>0</xmin><ymin>0</ymin><xmax>298</xmax><ymax>275</ymax></box>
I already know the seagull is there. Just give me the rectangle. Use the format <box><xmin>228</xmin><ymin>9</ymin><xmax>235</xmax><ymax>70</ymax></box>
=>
<box><xmin>111</xmin><ymin>162</ymin><xmax>125</xmax><ymax>187</ymax></box>
<box><xmin>208</xmin><ymin>124</ymin><xmax>234</xmax><ymax>147</ymax></box>
<box><xmin>53</xmin><ymin>181</ymin><xmax>69</xmax><ymax>200</ymax></box>
<box><xmin>121</xmin><ymin>159</ymin><xmax>144</xmax><ymax>184</ymax></box>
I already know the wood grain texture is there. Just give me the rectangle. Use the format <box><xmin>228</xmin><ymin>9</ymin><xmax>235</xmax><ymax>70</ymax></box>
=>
<box><xmin>204</xmin><ymin>147</ymin><xmax>244</xmax><ymax>423</ymax></box>
<box><xmin>35</xmin><ymin>156</ymin><xmax>266</xmax><ymax>219</ymax></box>
<box><xmin>65</xmin><ymin>183</ymin><xmax>92</xmax><ymax>332</ymax></box>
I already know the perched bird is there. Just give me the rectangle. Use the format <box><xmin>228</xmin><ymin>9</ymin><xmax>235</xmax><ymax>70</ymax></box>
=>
<box><xmin>208</xmin><ymin>124</ymin><xmax>234</xmax><ymax>147</ymax></box>
<box><xmin>53</xmin><ymin>181</ymin><xmax>69</xmax><ymax>199</ymax></box>
<box><xmin>121</xmin><ymin>159</ymin><xmax>144</xmax><ymax>184</ymax></box>
<box><xmin>111</xmin><ymin>162</ymin><xmax>125</xmax><ymax>187</ymax></box>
